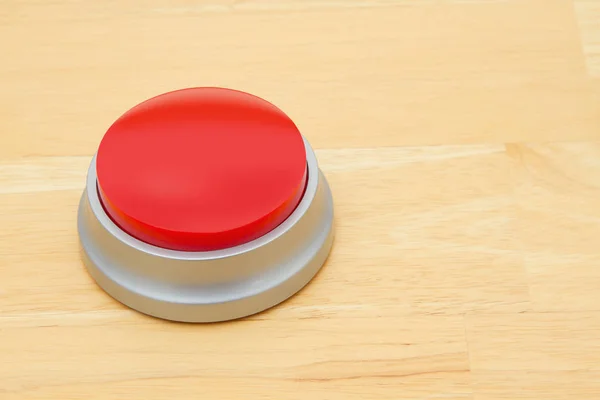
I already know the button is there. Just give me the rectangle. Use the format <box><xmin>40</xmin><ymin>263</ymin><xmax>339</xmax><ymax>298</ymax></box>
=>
<box><xmin>96</xmin><ymin>87</ymin><xmax>307</xmax><ymax>251</ymax></box>
<box><xmin>78</xmin><ymin>87</ymin><xmax>334</xmax><ymax>322</ymax></box>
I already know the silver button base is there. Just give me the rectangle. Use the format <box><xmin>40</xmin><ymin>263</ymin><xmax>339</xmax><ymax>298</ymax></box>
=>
<box><xmin>77</xmin><ymin>138</ymin><xmax>334</xmax><ymax>322</ymax></box>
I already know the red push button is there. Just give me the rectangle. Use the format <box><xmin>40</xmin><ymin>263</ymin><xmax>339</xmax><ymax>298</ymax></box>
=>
<box><xmin>96</xmin><ymin>87</ymin><xmax>307</xmax><ymax>251</ymax></box>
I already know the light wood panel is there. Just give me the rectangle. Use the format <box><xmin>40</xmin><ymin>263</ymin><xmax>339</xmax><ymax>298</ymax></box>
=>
<box><xmin>0</xmin><ymin>311</ymin><xmax>470</xmax><ymax>399</ymax></box>
<box><xmin>513</xmin><ymin>142</ymin><xmax>600</xmax><ymax>312</ymax></box>
<box><xmin>0</xmin><ymin>145</ymin><xmax>529</xmax><ymax>316</ymax></box>
<box><xmin>465</xmin><ymin>312</ymin><xmax>600</xmax><ymax>371</ymax></box>
<box><xmin>466</xmin><ymin>312</ymin><xmax>600</xmax><ymax>399</ymax></box>
<box><xmin>1</xmin><ymin>0</ymin><xmax>599</xmax><ymax>159</ymax></box>
<box><xmin>472</xmin><ymin>371</ymin><xmax>600</xmax><ymax>400</ymax></box>
<box><xmin>2</xmin><ymin>0</ymin><xmax>600</xmax><ymax>398</ymax></box>
<box><xmin>575</xmin><ymin>0</ymin><xmax>600</xmax><ymax>77</ymax></box>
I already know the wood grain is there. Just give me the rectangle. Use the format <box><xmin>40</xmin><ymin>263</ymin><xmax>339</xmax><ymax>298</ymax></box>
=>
<box><xmin>575</xmin><ymin>0</ymin><xmax>600</xmax><ymax>77</ymax></box>
<box><xmin>513</xmin><ymin>143</ymin><xmax>600</xmax><ymax>312</ymax></box>
<box><xmin>1</xmin><ymin>0</ymin><xmax>600</xmax><ymax>398</ymax></box>
<box><xmin>0</xmin><ymin>311</ymin><xmax>470</xmax><ymax>399</ymax></box>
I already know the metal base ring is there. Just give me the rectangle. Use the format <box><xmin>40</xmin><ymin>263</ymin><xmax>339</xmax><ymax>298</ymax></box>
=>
<box><xmin>77</xmin><ymin>137</ymin><xmax>334</xmax><ymax>323</ymax></box>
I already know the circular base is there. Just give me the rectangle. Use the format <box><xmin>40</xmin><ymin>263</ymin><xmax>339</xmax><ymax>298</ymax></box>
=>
<box><xmin>77</xmin><ymin>138</ymin><xmax>334</xmax><ymax>322</ymax></box>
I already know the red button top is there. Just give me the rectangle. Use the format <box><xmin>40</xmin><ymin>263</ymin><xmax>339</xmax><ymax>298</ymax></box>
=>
<box><xmin>96</xmin><ymin>87</ymin><xmax>307</xmax><ymax>251</ymax></box>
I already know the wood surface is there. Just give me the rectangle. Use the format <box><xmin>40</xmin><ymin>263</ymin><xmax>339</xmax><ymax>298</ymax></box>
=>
<box><xmin>2</xmin><ymin>0</ymin><xmax>600</xmax><ymax>398</ymax></box>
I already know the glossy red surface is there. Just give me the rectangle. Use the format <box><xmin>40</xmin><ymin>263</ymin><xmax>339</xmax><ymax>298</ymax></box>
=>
<box><xmin>96</xmin><ymin>87</ymin><xmax>307</xmax><ymax>251</ymax></box>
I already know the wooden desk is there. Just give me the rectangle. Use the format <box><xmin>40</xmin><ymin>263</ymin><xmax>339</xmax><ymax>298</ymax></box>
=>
<box><xmin>2</xmin><ymin>1</ymin><xmax>600</xmax><ymax>398</ymax></box>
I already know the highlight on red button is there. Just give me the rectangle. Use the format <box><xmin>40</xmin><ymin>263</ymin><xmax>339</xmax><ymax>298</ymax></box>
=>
<box><xmin>95</xmin><ymin>87</ymin><xmax>308</xmax><ymax>251</ymax></box>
